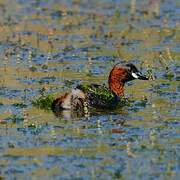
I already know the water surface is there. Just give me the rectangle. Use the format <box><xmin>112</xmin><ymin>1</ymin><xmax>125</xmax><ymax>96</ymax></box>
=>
<box><xmin>0</xmin><ymin>0</ymin><xmax>179</xmax><ymax>179</ymax></box>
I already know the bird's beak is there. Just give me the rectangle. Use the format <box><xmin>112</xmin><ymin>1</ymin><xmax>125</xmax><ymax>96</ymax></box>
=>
<box><xmin>131</xmin><ymin>72</ymin><xmax>149</xmax><ymax>80</ymax></box>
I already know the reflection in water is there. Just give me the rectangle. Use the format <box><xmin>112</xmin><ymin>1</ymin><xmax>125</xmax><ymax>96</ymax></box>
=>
<box><xmin>52</xmin><ymin>106</ymin><xmax>127</xmax><ymax>120</ymax></box>
<box><xmin>52</xmin><ymin>98</ymin><xmax>148</xmax><ymax>127</ymax></box>
<box><xmin>53</xmin><ymin>109</ymin><xmax>86</xmax><ymax>119</ymax></box>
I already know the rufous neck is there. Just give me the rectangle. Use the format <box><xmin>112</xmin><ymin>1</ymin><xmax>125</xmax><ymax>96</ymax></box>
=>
<box><xmin>108</xmin><ymin>67</ymin><xmax>125</xmax><ymax>97</ymax></box>
<box><xmin>108</xmin><ymin>78</ymin><xmax>124</xmax><ymax>97</ymax></box>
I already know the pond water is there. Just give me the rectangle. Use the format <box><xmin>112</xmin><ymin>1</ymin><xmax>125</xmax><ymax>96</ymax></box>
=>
<box><xmin>0</xmin><ymin>0</ymin><xmax>179</xmax><ymax>179</ymax></box>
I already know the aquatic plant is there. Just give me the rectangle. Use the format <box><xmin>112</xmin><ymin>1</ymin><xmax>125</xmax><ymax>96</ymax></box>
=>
<box><xmin>29</xmin><ymin>65</ymin><xmax>37</xmax><ymax>72</ymax></box>
<box><xmin>32</xmin><ymin>93</ymin><xmax>55</xmax><ymax>110</ymax></box>
<box><xmin>12</xmin><ymin>102</ymin><xmax>27</xmax><ymax>108</ymax></box>
<box><xmin>77</xmin><ymin>84</ymin><xmax>128</xmax><ymax>109</ymax></box>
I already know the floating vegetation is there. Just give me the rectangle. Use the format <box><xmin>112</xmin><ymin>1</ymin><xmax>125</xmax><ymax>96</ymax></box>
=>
<box><xmin>77</xmin><ymin>84</ymin><xmax>128</xmax><ymax>108</ymax></box>
<box><xmin>29</xmin><ymin>66</ymin><xmax>37</xmax><ymax>72</ymax></box>
<box><xmin>41</xmin><ymin>64</ymin><xmax>48</xmax><ymax>70</ymax></box>
<box><xmin>63</xmin><ymin>45</ymin><xmax>75</xmax><ymax>52</ymax></box>
<box><xmin>78</xmin><ymin>84</ymin><xmax>114</xmax><ymax>98</ymax></box>
<box><xmin>32</xmin><ymin>93</ymin><xmax>55</xmax><ymax>110</ymax></box>
<box><xmin>64</xmin><ymin>79</ymin><xmax>75</xmax><ymax>87</ymax></box>
<box><xmin>12</xmin><ymin>102</ymin><xmax>27</xmax><ymax>108</ymax></box>
<box><xmin>38</xmin><ymin>76</ymin><xmax>56</xmax><ymax>84</ymax></box>
<box><xmin>165</xmin><ymin>72</ymin><xmax>174</xmax><ymax>81</ymax></box>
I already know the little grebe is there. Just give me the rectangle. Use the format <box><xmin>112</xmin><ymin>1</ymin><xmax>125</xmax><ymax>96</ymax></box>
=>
<box><xmin>52</xmin><ymin>63</ymin><xmax>149</xmax><ymax>113</ymax></box>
